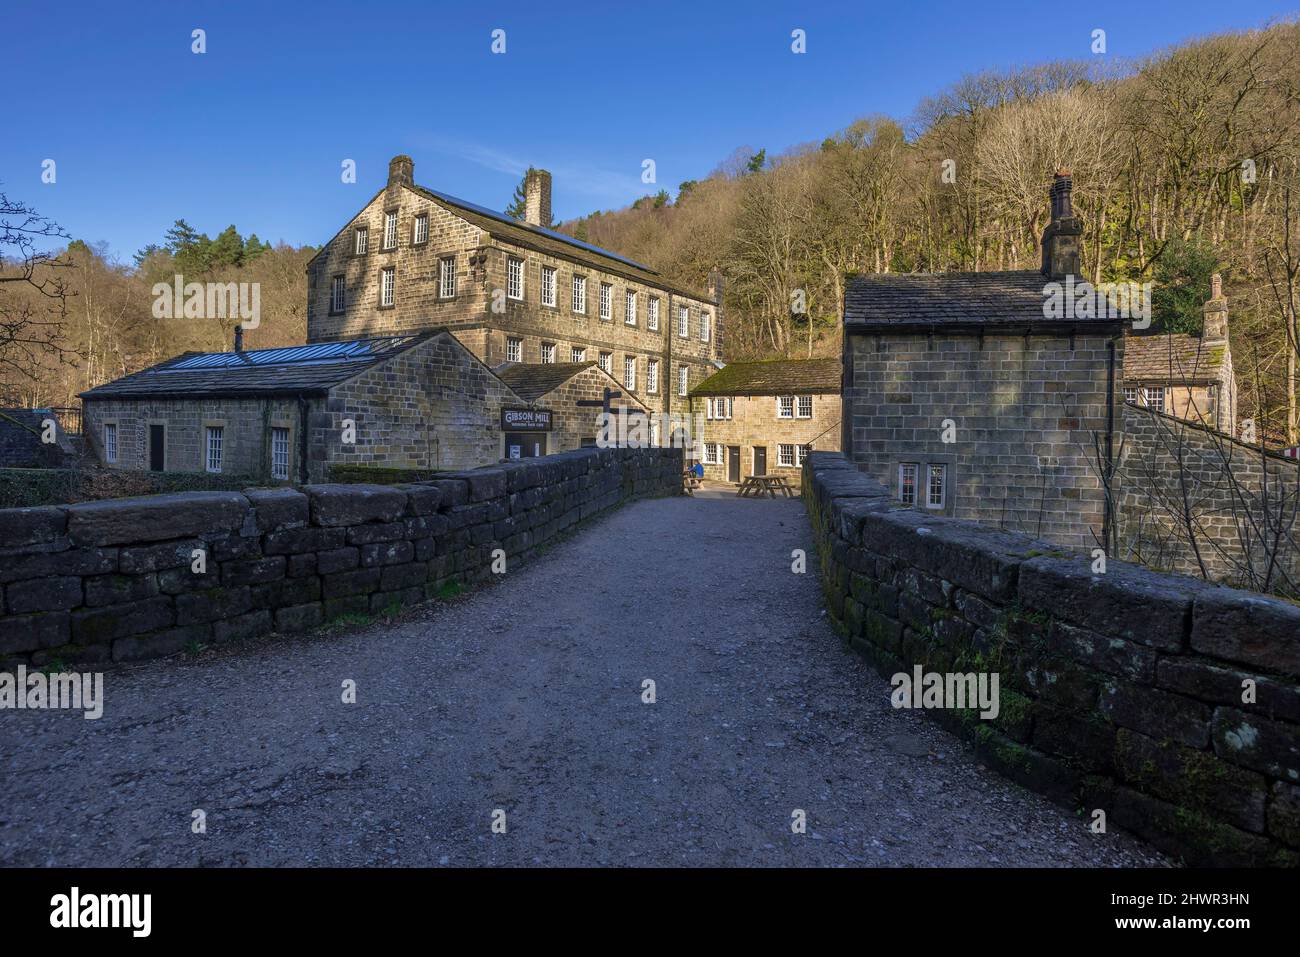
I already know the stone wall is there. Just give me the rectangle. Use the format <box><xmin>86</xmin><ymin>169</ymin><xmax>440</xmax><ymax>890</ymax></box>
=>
<box><xmin>691</xmin><ymin>392</ymin><xmax>840</xmax><ymax>487</ymax></box>
<box><xmin>0</xmin><ymin>410</ymin><xmax>75</xmax><ymax>468</ymax></box>
<box><xmin>1116</xmin><ymin>404</ymin><xmax>1300</xmax><ymax>597</ymax></box>
<box><xmin>0</xmin><ymin>446</ymin><xmax>682</xmax><ymax>669</ymax></box>
<box><xmin>304</xmin><ymin>179</ymin><xmax>719</xmax><ymax>417</ymax></box>
<box><xmin>83</xmin><ymin>395</ymin><xmax>300</xmax><ymax>481</ymax></box>
<box><xmin>317</xmin><ymin>331</ymin><xmax>521</xmax><ymax>477</ymax></box>
<box><xmin>539</xmin><ymin>365</ymin><xmax>649</xmax><ymax>453</ymax></box>
<box><xmin>804</xmin><ymin>451</ymin><xmax>1300</xmax><ymax>866</ymax></box>
<box><xmin>843</xmin><ymin>332</ymin><xmax>1114</xmax><ymax>549</ymax></box>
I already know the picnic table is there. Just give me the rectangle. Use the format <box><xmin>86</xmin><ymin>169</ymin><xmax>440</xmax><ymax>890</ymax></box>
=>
<box><xmin>683</xmin><ymin>468</ymin><xmax>703</xmax><ymax>495</ymax></box>
<box><xmin>737</xmin><ymin>474</ymin><xmax>796</xmax><ymax>498</ymax></box>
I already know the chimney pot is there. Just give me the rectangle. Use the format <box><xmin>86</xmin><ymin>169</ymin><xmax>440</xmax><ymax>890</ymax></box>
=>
<box><xmin>388</xmin><ymin>155</ymin><xmax>414</xmax><ymax>189</ymax></box>
<box><xmin>524</xmin><ymin>169</ymin><xmax>552</xmax><ymax>227</ymax></box>
<box><xmin>234</xmin><ymin>326</ymin><xmax>244</xmax><ymax>352</ymax></box>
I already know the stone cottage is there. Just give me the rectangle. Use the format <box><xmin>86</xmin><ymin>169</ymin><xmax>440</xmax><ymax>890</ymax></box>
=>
<box><xmin>688</xmin><ymin>358</ymin><xmax>841</xmax><ymax>486</ymax></box>
<box><xmin>80</xmin><ymin>330</ymin><xmax>531</xmax><ymax>483</ymax></box>
<box><xmin>305</xmin><ymin>156</ymin><xmax>723</xmax><ymax>416</ymax></box>
<box><xmin>842</xmin><ymin>172</ymin><xmax>1125</xmax><ymax>550</ymax></box>
<box><xmin>1121</xmin><ymin>274</ymin><xmax>1238</xmax><ymax>436</ymax></box>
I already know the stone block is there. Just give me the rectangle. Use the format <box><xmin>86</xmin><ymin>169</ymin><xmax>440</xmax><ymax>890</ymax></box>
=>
<box><xmin>5</xmin><ymin>576</ymin><xmax>82</xmax><ymax>614</ymax></box>
<box><xmin>1191</xmin><ymin>588</ymin><xmax>1300</xmax><ymax>677</ymax></box>
<box><xmin>66</xmin><ymin>492</ymin><xmax>248</xmax><ymax>546</ymax></box>
<box><xmin>1100</xmin><ymin>680</ymin><xmax>1211</xmax><ymax>748</ymax></box>
<box><xmin>305</xmin><ymin>484</ymin><xmax>407</xmax><ymax>526</ymax></box>
<box><xmin>1211</xmin><ymin>707</ymin><xmax>1300</xmax><ymax>781</ymax></box>
<box><xmin>1019</xmin><ymin>556</ymin><xmax>1202</xmax><ymax>651</ymax></box>
<box><xmin>243</xmin><ymin>487</ymin><xmax>309</xmax><ymax>531</ymax></box>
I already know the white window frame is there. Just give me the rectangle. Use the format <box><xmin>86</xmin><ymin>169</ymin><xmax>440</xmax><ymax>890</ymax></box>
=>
<box><xmin>206</xmin><ymin>426</ymin><xmax>224</xmax><ymax>474</ymax></box>
<box><xmin>648</xmin><ymin>297</ymin><xmax>660</xmax><ymax>331</ymax></box>
<box><xmin>1144</xmin><ymin>386</ymin><xmax>1166</xmax><ymax>413</ymax></box>
<box><xmin>506</xmin><ymin>337</ymin><xmax>522</xmax><ymax>363</ymax></box>
<box><xmin>700</xmin><ymin>312</ymin><xmax>711</xmax><ymax>342</ymax></box>
<box><xmin>599</xmin><ymin>282</ymin><xmax>612</xmax><ymax>321</ymax></box>
<box><xmin>330</xmin><ymin>275</ymin><xmax>346</xmax><ymax>313</ymax></box>
<box><xmin>412</xmin><ymin>213</ymin><xmax>429</xmax><ymax>245</ymax></box>
<box><xmin>647</xmin><ymin>358</ymin><xmax>659</xmax><ymax>394</ymax></box>
<box><xmin>354</xmin><ymin>227</ymin><xmax>368</xmax><ymax>255</ymax></box>
<box><xmin>383</xmin><ymin>211</ymin><xmax>398</xmax><ymax>250</ymax></box>
<box><xmin>796</xmin><ymin>445</ymin><xmax>809</xmax><ymax>468</ymax></box>
<box><xmin>1123</xmin><ymin>386</ymin><xmax>1139</xmax><ymax>404</ymax></box>
<box><xmin>703</xmin><ymin>442</ymin><xmax>723</xmax><ymax>465</ymax></box>
<box><xmin>678</xmin><ymin>305</ymin><xmax>689</xmax><ymax>338</ymax></box>
<box><xmin>777</xmin><ymin>396</ymin><xmax>794</xmax><ymax>419</ymax></box>
<box><xmin>707</xmin><ymin>397</ymin><xmax>732</xmax><ymax>420</ymax></box>
<box><xmin>677</xmin><ymin>365</ymin><xmax>689</xmax><ymax>397</ymax></box>
<box><xmin>899</xmin><ymin>463</ymin><xmax>919</xmax><ymax>506</ymax></box>
<box><xmin>541</xmin><ymin>265</ymin><xmax>557</xmax><ymax>307</ymax></box>
<box><xmin>271</xmin><ymin>427</ymin><xmax>290</xmax><ymax>480</ymax></box>
<box><xmin>778</xmin><ymin>443</ymin><xmax>796</xmax><ymax>468</ymax></box>
<box><xmin>507</xmin><ymin>257</ymin><xmax>524</xmax><ymax>301</ymax></box>
<box><xmin>796</xmin><ymin>395</ymin><xmax>813</xmax><ymax>419</ymax></box>
<box><xmin>623</xmin><ymin>355</ymin><xmax>637</xmax><ymax>391</ymax></box>
<box><xmin>380</xmin><ymin>266</ymin><xmax>395</xmax><ymax>307</ymax></box>
<box><xmin>927</xmin><ymin>464</ymin><xmax>946</xmax><ymax>509</ymax></box>
<box><xmin>541</xmin><ymin>342</ymin><xmax>556</xmax><ymax>364</ymax></box>
<box><xmin>572</xmin><ymin>275</ymin><xmax>587</xmax><ymax>314</ymax></box>
<box><xmin>599</xmin><ymin>351</ymin><xmax>612</xmax><ymax>373</ymax></box>
<box><xmin>571</xmin><ymin>346</ymin><xmax>586</xmax><ymax>363</ymax></box>
<box><xmin>439</xmin><ymin>256</ymin><xmax>456</xmax><ymax>299</ymax></box>
<box><xmin>625</xmin><ymin>289</ymin><xmax>637</xmax><ymax>326</ymax></box>
<box><xmin>103</xmin><ymin>423</ymin><xmax>118</xmax><ymax>464</ymax></box>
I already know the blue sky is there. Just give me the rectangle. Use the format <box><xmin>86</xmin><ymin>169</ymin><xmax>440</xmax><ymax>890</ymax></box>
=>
<box><xmin>3</xmin><ymin>0</ymin><xmax>1295</xmax><ymax>261</ymax></box>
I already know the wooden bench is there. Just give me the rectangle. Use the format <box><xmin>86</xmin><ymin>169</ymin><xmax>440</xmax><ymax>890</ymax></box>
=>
<box><xmin>737</xmin><ymin>475</ymin><xmax>796</xmax><ymax>498</ymax></box>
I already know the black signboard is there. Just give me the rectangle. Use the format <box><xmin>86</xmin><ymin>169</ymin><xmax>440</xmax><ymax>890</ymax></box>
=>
<box><xmin>501</xmin><ymin>407</ymin><xmax>553</xmax><ymax>432</ymax></box>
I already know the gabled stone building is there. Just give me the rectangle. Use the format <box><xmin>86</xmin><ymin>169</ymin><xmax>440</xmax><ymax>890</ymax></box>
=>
<box><xmin>1121</xmin><ymin>275</ymin><xmax>1238</xmax><ymax>435</ymax></box>
<box><xmin>689</xmin><ymin>358</ymin><xmax>840</xmax><ymax>486</ymax></box>
<box><xmin>306</xmin><ymin>156</ymin><xmax>723</xmax><ymax>418</ymax></box>
<box><xmin>80</xmin><ymin>331</ymin><xmax>528</xmax><ymax>483</ymax></box>
<box><xmin>842</xmin><ymin>173</ymin><xmax>1124</xmax><ymax>550</ymax></box>
<box><xmin>495</xmin><ymin>361</ymin><xmax>649</xmax><ymax>453</ymax></box>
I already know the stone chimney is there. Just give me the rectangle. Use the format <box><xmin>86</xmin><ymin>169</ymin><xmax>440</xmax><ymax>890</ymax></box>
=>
<box><xmin>388</xmin><ymin>155</ymin><xmax>414</xmax><ymax>190</ymax></box>
<box><xmin>524</xmin><ymin>169</ymin><xmax>552</xmax><ymax>227</ymax></box>
<box><xmin>1202</xmin><ymin>272</ymin><xmax>1228</xmax><ymax>343</ymax></box>
<box><xmin>707</xmin><ymin>269</ymin><xmax>724</xmax><ymax>306</ymax></box>
<box><xmin>1040</xmin><ymin>169</ymin><xmax>1083</xmax><ymax>279</ymax></box>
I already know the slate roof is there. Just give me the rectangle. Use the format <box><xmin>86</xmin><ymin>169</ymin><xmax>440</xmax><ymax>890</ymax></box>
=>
<box><xmin>1123</xmin><ymin>333</ymin><xmax>1227</xmax><ymax>384</ymax></box>
<box><xmin>80</xmin><ymin>333</ymin><xmax>436</xmax><ymax>399</ymax></box>
<box><xmin>408</xmin><ymin>185</ymin><xmax>714</xmax><ymax>303</ymax></box>
<box><xmin>843</xmin><ymin>270</ymin><xmax>1125</xmax><ymax>331</ymax></box>
<box><xmin>690</xmin><ymin>358</ymin><xmax>841</xmax><ymax>397</ymax></box>
<box><xmin>495</xmin><ymin>362</ymin><xmax>598</xmax><ymax>402</ymax></box>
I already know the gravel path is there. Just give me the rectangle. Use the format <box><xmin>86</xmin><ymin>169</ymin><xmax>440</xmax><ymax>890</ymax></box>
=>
<box><xmin>0</xmin><ymin>490</ymin><xmax>1167</xmax><ymax>867</ymax></box>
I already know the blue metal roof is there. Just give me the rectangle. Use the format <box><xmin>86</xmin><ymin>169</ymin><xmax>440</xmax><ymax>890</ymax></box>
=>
<box><xmin>162</xmin><ymin>336</ymin><xmax>421</xmax><ymax>372</ymax></box>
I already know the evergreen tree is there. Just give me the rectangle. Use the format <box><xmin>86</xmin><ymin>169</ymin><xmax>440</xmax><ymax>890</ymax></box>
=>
<box><xmin>132</xmin><ymin>244</ymin><xmax>162</xmax><ymax>268</ymax></box>
<box><xmin>504</xmin><ymin>171</ymin><xmax>530</xmax><ymax>220</ymax></box>
<box><xmin>1150</xmin><ymin>236</ymin><xmax>1220</xmax><ymax>335</ymax></box>
<box><xmin>209</xmin><ymin>225</ymin><xmax>245</xmax><ymax>268</ymax></box>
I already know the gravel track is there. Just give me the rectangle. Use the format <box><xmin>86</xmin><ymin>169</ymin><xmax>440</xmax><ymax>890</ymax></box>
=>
<box><xmin>0</xmin><ymin>490</ymin><xmax>1168</xmax><ymax>867</ymax></box>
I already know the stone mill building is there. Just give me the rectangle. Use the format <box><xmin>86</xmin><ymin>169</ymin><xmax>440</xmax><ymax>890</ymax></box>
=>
<box><xmin>82</xmin><ymin>155</ymin><xmax>724</xmax><ymax>481</ymax></box>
